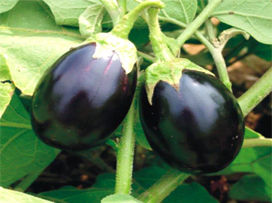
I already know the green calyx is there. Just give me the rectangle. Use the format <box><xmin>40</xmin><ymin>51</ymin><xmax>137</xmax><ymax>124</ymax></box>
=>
<box><xmin>145</xmin><ymin>58</ymin><xmax>214</xmax><ymax>105</ymax></box>
<box><xmin>80</xmin><ymin>0</ymin><xmax>165</xmax><ymax>74</ymax></box>
<box><xmin>85</xmin><ymin>33</ymin><xmax>137</xmax><ymax>74</ymax></box>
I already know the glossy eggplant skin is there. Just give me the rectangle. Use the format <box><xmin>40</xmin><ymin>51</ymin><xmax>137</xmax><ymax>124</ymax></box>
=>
<box><xmin>31</xmin><ymin>43</ymin><xmax>137</xmax><ymax>150</ymax></box>
<box><xmin>140</xmin><ymin>70</ymin><xmax>244</xmax><ymax>173</ymax></box>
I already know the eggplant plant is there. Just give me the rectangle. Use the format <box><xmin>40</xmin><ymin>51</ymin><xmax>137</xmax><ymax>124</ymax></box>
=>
<box><xmin>0</xmin><ymin>0</ymin><xmax>272</xmax><ymax>202</ymax></box>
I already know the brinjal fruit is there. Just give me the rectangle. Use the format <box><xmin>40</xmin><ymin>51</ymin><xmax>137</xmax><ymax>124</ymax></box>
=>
<box><xmin>140</xmin><ymin>69</ymin><xmax>244</xmax><ymax>173</ymax></box>
<box><xmin>31</xmin><ymin>43</ymin><xmax>136</xmax><ymax>150</ymax></box>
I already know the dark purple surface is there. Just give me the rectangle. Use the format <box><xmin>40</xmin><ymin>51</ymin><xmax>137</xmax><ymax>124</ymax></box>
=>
<box><xmin>31</xmin><ymin>43</ymin><xmax>136</xmax><ymax>150</ymax></box>
<box><xmin>140</xmin><ymin>70</ymin><xmax>244</xmax><ymax>173</ymax></box>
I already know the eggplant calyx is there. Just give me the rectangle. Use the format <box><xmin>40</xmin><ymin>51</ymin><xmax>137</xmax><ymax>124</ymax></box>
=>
<box><xmin>84</xmin><ymin>33</ymin><xmax>137</xmax><ymax>74</ymax></box>
<box><xmin>145</xmin><ymin>58</ymin><xmax>214</xmax><ymax>105</ymax></box>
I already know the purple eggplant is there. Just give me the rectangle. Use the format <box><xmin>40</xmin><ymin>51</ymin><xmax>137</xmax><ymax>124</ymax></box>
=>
<box><xmin>140</xmin><ymin>69</ymin><xmax>244</xmax><ymax>173</ymax></box>
<box><xmin>31</xmin><ymin>43</ymin><xmax>136</xmax><ymax>150</ymax></box>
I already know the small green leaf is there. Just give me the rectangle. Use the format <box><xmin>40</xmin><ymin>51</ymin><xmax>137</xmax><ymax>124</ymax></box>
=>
<box><xmin>229</xmin><ymin>175</ymin><xmax>272</xmax><ymax>201</ymax></box>
<box><xmin>160</xmin><ymin>0</ymin><xmax>197</xmax><ymax>24</ymax></box>
<box><xmin>0</xmin><ymin>0</ymin><xmax>19</xmax><ymax>14</ymax></box>
<box><xmin>133</xmin><ymin>166</ymin><xmax>168</xmax><ymax>189</ymax></box>
<box><xmin>212</xmin><ymin>0</ymin><xmax>272</xmax><ymax>44</ymax></box>
<box><xmin>0</xmin><ymin>83</ymin><xmax>14</xmax><ymax>118</ymax></box>
<box><xmin>40</xmin><ymin>173</ymin><xmax>116</xmax><ymax>202</ymax></box>
<box><xmin>101</xmin><ymin>194</ymin><xmax>143</xmax><ymax>203</ymax></box>
<box><xmin>0</xmin><ymin>53</ymin><xmax>12</xmax><ymax>81</ymax></box>
<box><xmin>0</xmin><ymin>53</ymin><xmax>14</xmax><ymax>117</ymax></box>
<box><xmin>79</xmin><ymin>3</ymin><xmax>104</xmax><ymax>38</ymax></box>
<box><xmin>135</xmin><ymin>116</ymin><xmax>152</xmax><ymax>150</ymax></box>
<box><xmin>40</xmin><ymin>186</ymin><xmax>113</xmax><ymax>203</ymax></box>
<box><xmin>0</xmin><ymin>94</ymin><xmax>60</xmax><ymax>187</ymax></box>
<box><xmin>0</xmin><ymin>187</ymin><xmax>52</xmax><ymax>203</ymax></box>
<box><xmin>245</xmin><ymin>127</ymin><xmax>263</xmax><ymax>138</ymax></box>
<box><xmin>253</xmin><ymin>43</ymin><xmax>272</xmax><ymax>61</ymax></box>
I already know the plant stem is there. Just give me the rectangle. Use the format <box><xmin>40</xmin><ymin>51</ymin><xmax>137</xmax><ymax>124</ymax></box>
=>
<box><xmin>111</xmin><ymin>0</ymin><xmax>164</xmax><ymax>39</ymax></box>
<box><xmin>205</xmin><ymin>19</ymin><xmax>216</xmax><ymax>42</ymax></box>
<box><xmin>175</xmin><ymin>0</ymin><xmax>222</xmax><ymax>54</ymax></box>
<box><xmin>243</xmin><ymin>138</ymin><xmax>272</xmax><ymax>148</ymax></box>
<box><xmin>147</xmin><ymin>8</ymin><xmax>174</xmax><ymax>61</ymax></box>
<box><xmin>138</xmin><ymin>169</ymin><xmax>190</xmax><ymax>203</ymax></box>
<box><xmin>99</xmin><ymin>0</ymin><xmax>120</xmax><ymax>26</ymax></box>
<box><xmin>211</xmin><ymin>48</ymin><xmax>232</xmax><ymax>91</ymax></box>
<box><xmin>14</xmin><ymin>169</ymin><xmax>43</xmax><ymax>192</ymax></box>
<box><xmin>118</xmin><ymin>0</ymin><xmax>127</xmax><ymax>17</ymax></box>
<box><xmin>195</xmin><ymin>32</ymin><xmax>232</xmax><ymax>91</ymax></box>
<box><xmin>115</xmin><ymin>101</ymin><xmax>136</xmax><ymax>194</ymax></box>
<box><xmin>158</xmin><ymin>16</ymin><xmax>232</xmax><ymax>91</ymax></box>
<box><xmin>238</xmin><ymin>67</ymin><xmax>272</xmax><ymax>117</ymax></box>
<box><xmin>137</xmin><ymin>51</ymin><xmax>156</xmax><ymax>63</ymax></box>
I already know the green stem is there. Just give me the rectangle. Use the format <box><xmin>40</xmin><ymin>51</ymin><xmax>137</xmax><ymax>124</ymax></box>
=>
<box><xmin>195</xmin><ymin>32</ymin><xmax>232</xmax><ymax>91</ymax></box>
<box><xmin>159</xmin><ymin>15</ymin><xmax>232</xmax><ymax>90</ymax></box>
<box><xmin>147</xmin><ymin>8</ymin><xmax>174</xmax><ymax>61</ymax></box>
<box><xmin>111</xmin><ymin>0</ymin><xmax>164</xmax><ymax>39</ymax></box>
<box><xmin>243</xmin><ymin>138</ymin><xmax>272</xmax><ymax>148</ymax></box>
<box><xmin>99</xmin><ymin>0</ymin><xmax>120</xmax><ymax>26</ymax></box>
<box><xmin>210</xmin><ymin>48</ymin><xmax>232</xmax><ymax>91</ymax></box>
<box><xmin>205</xmin><ymin>19</ymin><xmax>216</xmax><ymax>42</ymax></box>
<box><xmin>14</xmin><ymin>169</ymin><xmax>43</xmax><ymax>192</ymax></box>
<box><xmin>238</xmin><ymin>67</ymin><xmax>272</xmax><ymax>117</ymax></box>
<box><xmin>138</xmin><ymin>170</ymin><xmax>190</xmax><ymax>203</ymax></box>
<box><xmin>159</xmin><ymin>16</ymin><xmax>187</xmax><ymax>28</ymax></box>
<box><xmin>159</xmin><ymin>16</ymin><xmax>232</xmax><ymax>91</ymax></box>
<box><xmin>137</xmin><ymin>51</ymin><xmax>156</xmax><ymax>63</ymax></box>
<box><xmin>115</xmin><ymin>101</ymin><xmax>136</xmax><ymax>194</ymax></box>
<box><xmin>175</xmin><ymin>0</ymin><xmax>222</xmax><ymax>54</ymax></box>
<box><xmin>118</xmin><ymin>0</ymin><xmax>127</xmax><ymax>17</ymax></box>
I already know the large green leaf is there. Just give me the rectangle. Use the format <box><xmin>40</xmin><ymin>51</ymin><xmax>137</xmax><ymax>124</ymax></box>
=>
<box><xmin>42</xmin><ymin>0</ymin><xmax>94</xmax><ymax>26</ymax></box>
<box><xmin>0</xmin><ymin>187</ymin><xmax>52</xmax><ymax>203</ymax></box>
<box><xmin>0</xmin><ymin>94</ymin><xmax>60</xmax><ymax>187</ymax></box>
<box><xmin>160</xmin><ymin>0</ymin><xmax>198</xmax><ymax>24</ymax></box>
<box><xmin>212</xmin><ymin>0</ymin><xmax>272</xmax><ymax>44</ymax></box>
<box><xmin>229</xmin><ymin>175</ymin><xmax>271</xmax><ymax>201</ymax></box>
<box><xmin>0</xmin><ymin>0</ymin><xmax>82</xmax><ymax>96</ymax></box>
<box><xmin>0</xmin><ymin>53</ymin><xmax>14</xmax><ymax>117</ymax></box>
<box><xmin>79</xmin><ymin>3</ymin><xmax>104</xmax><ymax>38</ymax></box>
<box><xmin>0</xmin><ymin>0</ymin><xmax>19</xmax><ymax>14</ymax></box>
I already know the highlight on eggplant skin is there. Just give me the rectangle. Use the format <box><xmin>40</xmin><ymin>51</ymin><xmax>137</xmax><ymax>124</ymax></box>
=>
<box><xmin>31</xmin><ymin>43</ymin><xmax>137</xmax><ymax>151</ymax></box>
<box><xmin>140</xmin><ymin>69</ymin><xmax>244</xmax><ymax>174</ymax></box>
